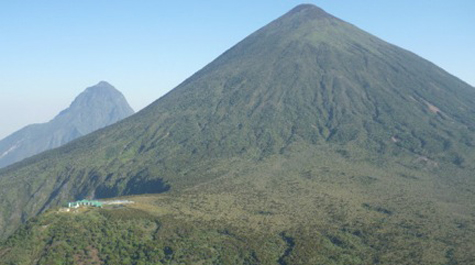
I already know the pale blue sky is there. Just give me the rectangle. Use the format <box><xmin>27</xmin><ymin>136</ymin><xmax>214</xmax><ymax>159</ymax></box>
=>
<box><xmin>1</xmin><ymin>0</ymin><xmax>474</xmax><ymax>139</ymax></box>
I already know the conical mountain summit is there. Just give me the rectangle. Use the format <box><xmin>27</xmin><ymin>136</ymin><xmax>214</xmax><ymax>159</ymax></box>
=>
<box><xmin>141</xmin><ymin>3</ymin><xmax>475</xmax><ymax>163</ymax></box>
<box><xmin>1</xmin><ymin>4</ymin><xmax>475</xmax><ymax>264</ymax></box>
<box><xmin>0</xmin><ymin>81</ymin><xmax>134</xmax><ymax>168</ymax></box>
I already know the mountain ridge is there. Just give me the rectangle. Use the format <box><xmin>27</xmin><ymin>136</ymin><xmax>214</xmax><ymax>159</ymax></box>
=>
<box><xmin>0</xmin><ymin>81</ymin><xmax>134</xmax><ymax>168</ymax></box>
<box><xmin>1</xmin><ymin>4</ymin><xmax>474</xmax><ymax>264</ymax></box>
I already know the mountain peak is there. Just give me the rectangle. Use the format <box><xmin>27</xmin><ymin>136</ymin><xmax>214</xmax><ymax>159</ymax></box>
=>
<box><xmin>96</xmin><ymin>80</ymin><xmax>114</xmax><ymax>88</ymax></box>
<box><xmin>85</xmin><ymin>81</ymin><xmax>118</xmax><ymax>94</ymax></box>
<box><xmin>289</xmin><ymin>3</ymin><xmax>325</xmax><ymax>14</ymax></box>
<box><xmin>0</xmin><ymin>82</ymin><xmax>134</xmax><ymax>168</ymax></box>
<box><xmin>1</xmin><ymin>5</ymin><xmax>475</xmax><ymax>263</ymax></box>
<box><xmin>70</xmin><ymin>82</ymin><xmax>133</xmax><ymax>113</ymax></box>
<box><xmin>286</xmin><ymin>3</ymin><xmax>334</xmax><ymax>21</ymax></box>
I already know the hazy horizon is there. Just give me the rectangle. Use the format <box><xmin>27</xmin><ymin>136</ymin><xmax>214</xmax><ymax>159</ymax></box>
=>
<box><xmin>1</xmin><ymin>0</ymin><xmax>474</xmax><ymax>139</ymax></box>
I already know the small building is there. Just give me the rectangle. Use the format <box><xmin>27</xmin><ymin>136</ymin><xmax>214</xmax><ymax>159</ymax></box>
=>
<box><xmin>68</xmin><ymin>199</ymin><xmax>103</xmax><ymax>208</ymax></box>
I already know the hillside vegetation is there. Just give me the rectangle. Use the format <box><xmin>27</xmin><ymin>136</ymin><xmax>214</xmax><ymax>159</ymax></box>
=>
<box><xmin>1</xmin><ymin>4</ymin><xmax>475</xmax><ymax>264</ymax></box>
<box><xmin>2</xmin><ymin>176</ymin><xmax>475</xmax><ymax>265</ymax></box>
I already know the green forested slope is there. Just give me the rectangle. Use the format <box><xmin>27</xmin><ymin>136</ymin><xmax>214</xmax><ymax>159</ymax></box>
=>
<box><xmin>0</xmin><ymin>4</ymin><xmax>475</xmax><ymax>264</ymax></box>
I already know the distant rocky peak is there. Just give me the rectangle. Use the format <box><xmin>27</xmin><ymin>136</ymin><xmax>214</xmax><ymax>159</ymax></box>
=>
<box><xmin>83</xmin><ymin>81</ymin><xmax>121</xmax><ymax>96</ymax></box>
<box><xmin>0</xmin><ymin>82</ymin><xmax>134</xmax><ymax>168</ymax></box>
<box><xmin>69</xmin><ymin>81</ymin><xmax>130</xmax><ymax>109</ymax></box>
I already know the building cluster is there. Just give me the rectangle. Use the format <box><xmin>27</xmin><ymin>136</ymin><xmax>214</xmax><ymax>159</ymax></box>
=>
<box><xmin>68</xmin><ymin>199</ymin><xmax>103</xmax><ymax>208</ymax></box>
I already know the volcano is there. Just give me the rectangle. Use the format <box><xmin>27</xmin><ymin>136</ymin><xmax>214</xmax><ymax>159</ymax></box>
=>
<box><xmin>1</xmin><ymin>4</ymin><xmax>474</xmax><ymax>264</ymax></box>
